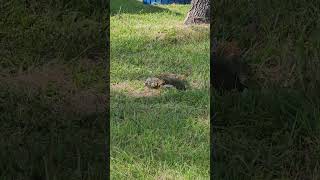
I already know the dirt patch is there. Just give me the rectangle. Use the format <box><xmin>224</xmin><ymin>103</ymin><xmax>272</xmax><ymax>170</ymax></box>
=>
<box><xmin>2</xmin><ymin>63</ymin><xmax>74</xmax><ymax>92</ymax></box>
<box><xmin>111</xmin><ymin>82</ymin><xmax>161</xmax><ymax>97</ymax></box>
<box><xmin>1</xmin><ymin>63</ymin><xmax>107</xmax><ymax>115</ymax></box>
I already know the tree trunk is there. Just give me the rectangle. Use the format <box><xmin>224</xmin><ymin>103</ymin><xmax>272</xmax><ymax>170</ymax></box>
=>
<box><xmin>184</xmin><ymin>0</ymin><xmax>210</xmax><ymax>25</ymax></box>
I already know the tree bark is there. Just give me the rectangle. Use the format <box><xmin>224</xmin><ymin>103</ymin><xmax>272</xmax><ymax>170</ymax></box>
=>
<box><xmin>184</xmin><ymin>0</ymin><xmax>210</xmax><ymax>25</ymax></box>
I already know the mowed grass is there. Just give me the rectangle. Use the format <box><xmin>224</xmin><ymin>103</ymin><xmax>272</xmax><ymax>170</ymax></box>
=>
<box><xmin>110</xmin><ymin>0</ymin><xmax>209</xmax><ymax>179</ymax></box>
<box><xmin>213</xmin><ymin>0</ymin><xmax>320</xmax><ymax>179</ymax></box>
<box><xmin>1</xmin><ymin>0</ymin><xmax>107</xmax><ymax>179</ymax></box>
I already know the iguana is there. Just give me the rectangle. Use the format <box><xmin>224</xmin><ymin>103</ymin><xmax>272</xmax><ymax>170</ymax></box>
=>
<box><xmin>144</xmin><ymin>73</ymin><xmax>187</xmax><ymax>90</ymax></box>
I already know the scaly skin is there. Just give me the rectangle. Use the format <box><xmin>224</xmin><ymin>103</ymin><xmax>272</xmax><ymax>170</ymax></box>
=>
<box><xmin>145</xmin><ymin>73</ymin><xmax>187</xmax><ymax>90</ymax></box>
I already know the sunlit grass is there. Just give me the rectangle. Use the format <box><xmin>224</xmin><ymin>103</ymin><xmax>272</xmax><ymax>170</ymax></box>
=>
<box><xmin>110</xmin><ymin>0</ymin><xmax>210</xmax><ymax>179</ymax></box>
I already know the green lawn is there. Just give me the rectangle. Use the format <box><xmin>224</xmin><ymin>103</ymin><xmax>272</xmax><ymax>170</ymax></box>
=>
<box><xmin>3</xmin><ymin>0</ymin><xmax>318</xmax><ymax>179</ymax></box>
<box><xmin>110</xmin><ymin>0</ymin><xmax>210</xmax><ymax>179</ymax></box>
<box><xmin>213</xmin><ymin>0</ymin><xmax>320</xmax><ymax>179</ymax></box>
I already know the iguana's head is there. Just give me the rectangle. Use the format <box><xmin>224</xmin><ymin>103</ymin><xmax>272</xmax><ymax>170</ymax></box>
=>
<box><xmin>144</xmin><ymin>77</ymin><xmax>165</xmax><ymax>89</ymax></box>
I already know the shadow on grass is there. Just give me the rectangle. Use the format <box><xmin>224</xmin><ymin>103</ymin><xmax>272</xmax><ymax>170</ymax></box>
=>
<box><xmin>213</xmin><ymin>0</ymin><xmax>320</xmax><ymax>91</ymax></box>
<box><xmin>212</xmin><ymin>88</ymin><xmax>320</xmax><ymax>179</ymax></box>
<box><xmin>0</xmin><ymin>80</ymin><xmax>107</xmax><ymax>179</ymax></box>
<box><xmin>1</xmin><ymin>0</ymin><xmax>107</xmax><ymax>73</ymax></box>
<box><xmin>111</xmin><ymin>0</ymin><xmax>175</xmax><ymax>15</ymax></box>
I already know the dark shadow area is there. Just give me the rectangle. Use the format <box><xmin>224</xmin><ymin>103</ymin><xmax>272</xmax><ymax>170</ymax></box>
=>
<box><xmin>0</xmin><ymin>79</ymin><xmax>107</xmax><ymax>179</ymax></box>
<box><xmin>0</xmin><ymin>1</ymin><xmax>108</xmax><ymax>178</ymax></box>
<box><xmin>110</xmin><ymin>0</ymin><xmax>181</xmax><ymax>15</ymax></box>
<box><xmin>211</xmin><ymin>88</ymin><xmax>320</xmax><ymax>179</ymax></box>
<box><xmin>213</xmin><ymin>0</ymin><xmax>320</xmax><ymax>92</ymax></box>
<box><xmin>212</xmin><ymin>1</ymin><xmax>320</xmax><ymax>178</ymax></box>
<box><xmin>0</xmin><ymin>0</ymin><xmax>107</xmax><ymax>73</ymax></box>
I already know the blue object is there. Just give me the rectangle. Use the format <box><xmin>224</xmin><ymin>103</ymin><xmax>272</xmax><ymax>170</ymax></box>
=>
<box><xmin>143</xmin><ymin>0</ymin><xmax>191</xmax><ymax>5</ymax></box>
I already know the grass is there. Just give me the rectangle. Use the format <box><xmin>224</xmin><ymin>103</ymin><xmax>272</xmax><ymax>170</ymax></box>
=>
<box><xmin>110</xmin><ymin>0</ymin><xmax>209</xmax><ymax>179</ymax></box>
<box><xmin>213</xmin><ymin>0</ymin><xmax>320</xmax><ymax>179</ymax></box>
<box><xmin>1</xmin><ymin>0</ymin><xmax>107</xmax><ymax>179</ymax></box>
<box><xmin>5</xmin><ymin>0</ymin><xmax>318</xmax><ymax>179</ymax></box>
